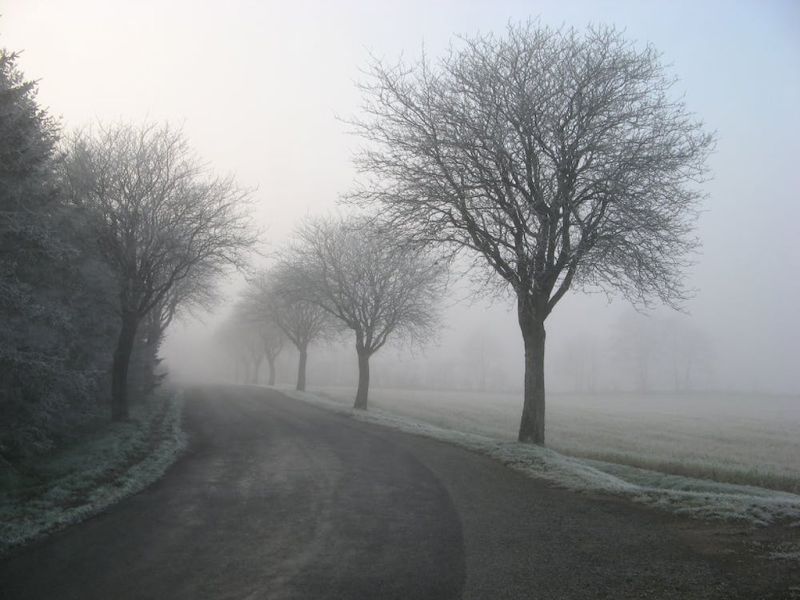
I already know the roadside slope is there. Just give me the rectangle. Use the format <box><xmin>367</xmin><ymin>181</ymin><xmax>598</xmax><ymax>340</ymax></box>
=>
<box><xmin>0</xmin><ymin>391</ymin><xmax>186</xmax><ymax>554</ymax></box>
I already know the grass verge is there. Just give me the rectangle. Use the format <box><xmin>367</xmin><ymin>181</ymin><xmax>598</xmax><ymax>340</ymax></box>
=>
<box><xmin>314</xmin><ymin>387</ymin><xmax>800</xmax><ymax>495</ymax></box>
<box><xmin>282</xmin><ymin>388</ymin><xmax>800</xmax><ymax>527</ymax></box>
<box><xmin>0</xmin><ymin>391</ymin><xmax>186</xmax><ymax>555</ymax></box>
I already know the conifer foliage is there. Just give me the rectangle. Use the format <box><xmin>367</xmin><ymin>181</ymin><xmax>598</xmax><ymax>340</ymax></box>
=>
<box><xmin>0</xmin><ymin>49</ymin><xmax>117</xmax><ymax>460</ymax></box>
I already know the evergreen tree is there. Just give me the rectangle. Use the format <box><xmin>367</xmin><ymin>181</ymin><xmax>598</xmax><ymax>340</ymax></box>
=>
<box><xmin>0</xmin><ymin>48</ymin><xmax>116</xmax><ymax>460</ymax></box>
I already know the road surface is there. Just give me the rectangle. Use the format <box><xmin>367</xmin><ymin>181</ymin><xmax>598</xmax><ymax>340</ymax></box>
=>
<box><xmin>1</xmin><ymin>386</ymin><xmax>796</xmax><ymax>599</ymax></box>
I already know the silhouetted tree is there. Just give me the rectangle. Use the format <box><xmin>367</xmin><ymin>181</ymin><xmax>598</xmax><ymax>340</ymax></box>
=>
<box><xmin>350</xmin><ymin>23</ymin><xmax>714</xmax><ymax>443</ymax></box>
<box><xmin>129</xmin><ymin>263</ymin><xmax>219</xmax><ymax>400</ymax></box>
<box><xmin>216</xmin><ymin>304</ymin><xmax>266</xmax><ymax>384</ymax></box>
<box><xmin>279</xmin><ymin>217</ymin><xmax>445</xmax><ymax>409</ymax></box>
<box><xmin>250</xmin><ymin>268</ymin><xmax>333</xmax><ymax>391</ymax></box>
<box><xmin>258</xmin><ymin>321</ymin><xmax>284</xmax><ymax>386</ymax></box>
<box><xmin>62</xmin><ymin>123</ymin><xmax>255</xmax><ymax>420</ymax></box>
<box><xmin>662</xmin><ymin>317</ymin><xmax>712</xmax><ymax>392</ymax></box>
<box><xmin>239</xmin><ymin>284</ymin><xmax>285</xmax><ymax>386</ymax></box>
<box><xmin>614</xmin><ymin>311</ymin><xmax>660</xmax><ymax>393</ymax></box>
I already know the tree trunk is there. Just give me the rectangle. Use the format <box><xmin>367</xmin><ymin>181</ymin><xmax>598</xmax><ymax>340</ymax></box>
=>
<box><xmin>111</xmin><ymin>314</ymin><xmax>139</xmax><ymax>421</ymax></box>
<box><xmin>296</xmin><ymin>346</ymin><xmax>308</xmax><ymax>391</ymax></box>
<box><xmin>517</xmin><ymin>298</ymin><xmax>546</xmax><ymax>444</ymax></box>
<box><xmin>267</xmin><ymin>356</ymin><xmax>276</xmax><ymax>386</ymax></box>
<box><xmin>132</xmin><ymin>337</ymin><xmax>160</xmax><ymax>401</ymax></box>
<box><xmin>142</xmin><ymin>340</ymin><xmax>158</xmax><ymax>394</ymax></box>
<box><xmin>141</xmin><ymin>315</ymin><xmax>163</xmax><ymax>397</ymax></box>
<box><xmin>354</xmin><ymin>349</ymin><xmax>370</xmax><ymax>410</ymax></box>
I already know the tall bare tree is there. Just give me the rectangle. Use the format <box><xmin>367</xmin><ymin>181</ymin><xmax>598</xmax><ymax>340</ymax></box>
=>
<box><xmin>216</xmin><ymin>303</ymin><xmax>267</xmax><ymax>384</ymax></box>
<box><xmin>61</xmin><ymin>123</ymin><xmax>256</xmax><ymax>420</ymax></box>
<box><xmin>130</xmin><ymin>262</ymin><xmax>219</xmax><ymax>399</ymax></box>
<box><xmin>239</xmin><ymin>283</ymin><xmax>285</xmax><ymax>386</ymax></box>
<box><xmin>249</xmin><ymin>268</ymin><xmax>332</xmax><ymax>391</ymax></box>
<box><xmin>349</xmin><ymin>23</ymin><xmax>714</xmax><ymax>443</ymax></box>
<box><xmin>279</xmin><ymin>217</ymin><xmax>445</xmax><ymax>409</ymax></box>
<box><xmin>257</xmin><ymin>320</ymin><xmax>285</xmax><ymax>387</ymax></box>
<box><xmin>614</xmin><ymin>311</ymin><xmax>660</xmax><ymax>393</ymax></box>
<box><xmin>663</xmin><ymin>317</ymin><xmax>712</xmax><ymax>392</ymax></box>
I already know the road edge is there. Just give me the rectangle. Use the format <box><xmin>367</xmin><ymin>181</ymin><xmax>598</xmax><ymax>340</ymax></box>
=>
<box><xmin>276</xmin><ymin>387</ymin><xmax>800</xmax><ymax>528</ymax></box>
<box><xmin>0</xmin><ymin>391</ymin><xmax>187</xmax><ymax>556</ymax></box>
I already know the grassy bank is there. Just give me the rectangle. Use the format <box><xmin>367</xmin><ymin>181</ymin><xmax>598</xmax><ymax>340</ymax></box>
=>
<box><xmin>286</xmin><ymin>388</ymin><xmax>800</xmax><ymax>526</ymax></box>
<box><xmin>0</xmin><ymin>391</ymin><xmax>186</xmax><ymax>555</ymax></box>
<box><xmin>312</xmin><ymin>387</ymin><xmax>800</xmax><ymax>495</ymax></box>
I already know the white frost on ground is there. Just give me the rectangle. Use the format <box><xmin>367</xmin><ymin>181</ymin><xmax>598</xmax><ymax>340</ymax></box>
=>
<box><xmin>315</xmin><ymin>386</ymin><xmax>800</xmax><ymax>494</ymax></box>
<box><xmin>770</xmin><ymin>548</ymin><xmax>800</xmax><ymax>561</ymax></box>
<box><xmin>0</xmin><ymin>391</ymin><xmax>187</xmax><ymax>554</ymax></box>
<box><xmin>284</xmin><ymin>389</ymin><xmax>800</xmax><ymax>526</ymax></box>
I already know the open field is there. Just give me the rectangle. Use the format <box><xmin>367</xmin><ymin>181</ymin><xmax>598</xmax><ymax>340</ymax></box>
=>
<box><xmin>313</xmin><ymin>388</ymin><xmax>800</xmax><ymax>495</ymax></box>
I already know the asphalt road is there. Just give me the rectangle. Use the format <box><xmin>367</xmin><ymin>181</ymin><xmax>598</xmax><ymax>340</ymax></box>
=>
<box><xmin>0</xmin><ymin>386</ymin><xmax>795</xmax><ymax>599</ymax></box>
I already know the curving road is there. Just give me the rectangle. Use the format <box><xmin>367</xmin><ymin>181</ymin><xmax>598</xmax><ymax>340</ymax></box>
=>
<box><xmin>0</xmin><ymin>386</ymin><xmax>795</xmax><ymax>599</ymax></box>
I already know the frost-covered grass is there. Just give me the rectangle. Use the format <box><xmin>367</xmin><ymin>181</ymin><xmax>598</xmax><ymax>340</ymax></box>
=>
<box><xmin>283</xmin><ymin>388</ymin><xmax>800</xmax><ymax>526</ymax></box>
<box><xmin>312</xmin><ymin>387</ymin><xmax>800</xmax><ymax>495</ymax></box>
<box><xmin>0</xmin><ymin>391</ymin><xmax>186</xmax><ymax>554</ymax></box>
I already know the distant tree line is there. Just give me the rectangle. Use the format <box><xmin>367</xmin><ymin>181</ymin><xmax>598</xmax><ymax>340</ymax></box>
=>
<box><xmin>225</xmin><ymin>312</ymin><xmax>713</xmax><ymax>396</ymax></box>
<box><xmin>0</xmin><ymin>46</ymin><xmax>255</xmax><ymax>464</ymax></box>
<box><xmin>209</xmin><ymin>22</ymin><xmax>714</xmax><ymax>443</ymax></box>
<box><xmin>218</xmin><ymin>216</ymin><xmax>445</xmax><ymax>409</ymax></box>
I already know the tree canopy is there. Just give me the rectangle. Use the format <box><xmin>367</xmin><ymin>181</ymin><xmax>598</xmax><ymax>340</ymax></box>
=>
<box><xmin>61</xmin><ymin>123</ymin><xmax>257</xmax><ymax>419</ymax></box>
<box><xmin>278</xmin><ymin>217</ymin><xmax>445</xmax><ymax>408</ymax></box>
<box><xmin>350</xmin><ymin>23</ymin><xmax>714</xmax><ymax>442</ymax></box>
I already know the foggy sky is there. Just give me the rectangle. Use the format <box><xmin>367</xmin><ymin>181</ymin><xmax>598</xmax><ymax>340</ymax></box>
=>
<box><xmin>4</xmin><ymin>0</ymin><xmax>799</xmax><ymax>393</ymax></box>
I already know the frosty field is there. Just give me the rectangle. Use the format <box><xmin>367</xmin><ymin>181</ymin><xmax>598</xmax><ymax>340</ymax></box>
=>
<box><xmin>312</xmin><ymin>388</ymin><xmax>800</xmax><ymax>495</ymax></box>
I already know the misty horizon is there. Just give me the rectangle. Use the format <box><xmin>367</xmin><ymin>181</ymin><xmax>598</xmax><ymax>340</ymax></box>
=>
<box><xmin>6</xmin><ymin>1</ymin><xmax>797</xmax><ymax>396</ymax></box>
<box><xmin>4</xmin><ymin>3</ymin><xmax>800</xmax><ymax>597</ymax></box>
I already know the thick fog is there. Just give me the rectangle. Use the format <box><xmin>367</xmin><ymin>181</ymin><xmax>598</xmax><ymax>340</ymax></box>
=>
<box><xmin>6</xmin><ymin>0</ymin><xmax>798</xmax><ymax>395</ymax></box>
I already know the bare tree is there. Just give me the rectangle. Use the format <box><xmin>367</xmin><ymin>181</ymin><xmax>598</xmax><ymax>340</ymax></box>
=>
<box><xmin>216</xmin><ymin>303</ymin><xmax>270</xmax><ymax>384</ymax></box>
<box><xmin>257</xmin><ymin>320</ymin><xmax>285</xmax><ymax>386</ymax></box>
<box><xmin>61</xmin><ymin>123</ymin><xmax>256</xmax><ymax>420</ymax></box>
<box><xmin>661</xmin><ymin>316</ymin><xmax>713</xmax><ymax>392</ymax></box>
<box><xmin>349</xmin><ymin>23</ymin><xmax>714</xmax><ymax>443</ymax></box>
<box><xmin>279</xmin><ymin>217</ymin><xmax>445</xmax><ymax>409</ymax></box>
<box><xmin>614</xmin><ymin>311</ymin><xmax>713</xmax><ymax>392</ymax></box>
<box><xmin>250</xmin><ymin>268</ymin><xmax>332</xmax><ymax>391</ymax></box>
<box><xmin>614</xmin><ymin>311</ymin><xmax>660</xmax><ymax>393</ymax></box>
<box><xmin>131</xmin><ymin>263</ymin><xmax>220</xmax><ymax>399</ymax></box>
<box><xmin>239</xmin><ymin>281</ymin><xmax>285</xmax><ymax>386</ymax></box>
